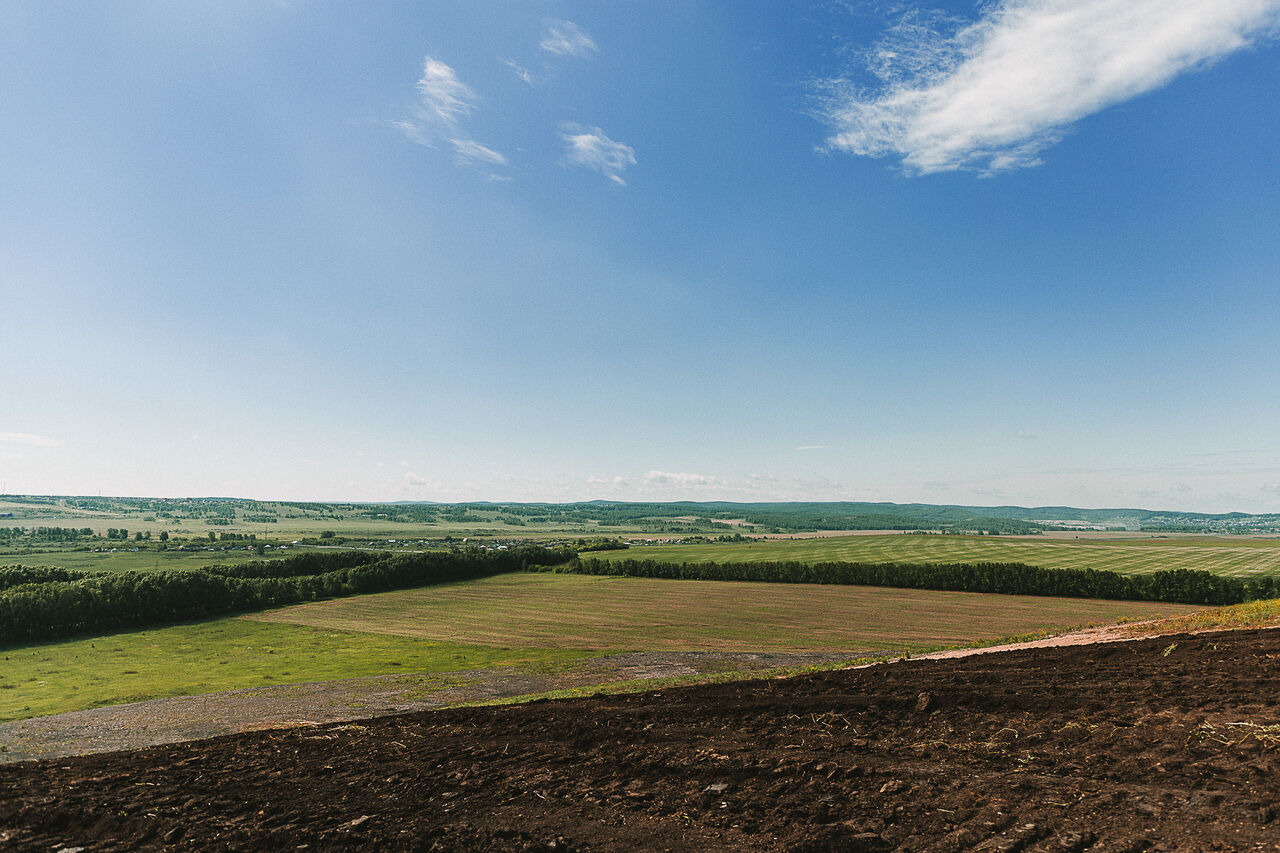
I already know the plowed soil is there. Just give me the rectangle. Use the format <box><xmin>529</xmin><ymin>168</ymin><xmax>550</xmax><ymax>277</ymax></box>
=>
<box><xmin>2</xmin><ymin>629</ymin><xmax>1278</xmax><ymax>852</ymax></box>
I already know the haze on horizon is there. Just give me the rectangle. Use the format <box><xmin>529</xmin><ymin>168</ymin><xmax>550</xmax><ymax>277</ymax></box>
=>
<box><xmin>4</xmin><ymin>1</ymin><xmax>1280</xmax><ymax>514</ymax></box>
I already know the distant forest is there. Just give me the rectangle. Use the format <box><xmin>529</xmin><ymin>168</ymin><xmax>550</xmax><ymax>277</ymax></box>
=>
<box><xmin>3</xmin><ymin>495</ymin><xmax>1279</xmax><ymax>535</ymax></box>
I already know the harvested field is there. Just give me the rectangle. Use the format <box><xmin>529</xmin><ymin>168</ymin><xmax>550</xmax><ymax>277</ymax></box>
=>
<box><xmin>606</xmin><ymin>533</ymin><xmax>1280</xmax><ymax>577</ymax></box>
<box><xmin>247</xmin><ymin>572</ymin><xmax>1204</xmax><ymax>653</ymax></box>
<box><xmin>2</xmin><ymin>628</ymin><xmax>1278</xmax><ymax>851</ymax></box>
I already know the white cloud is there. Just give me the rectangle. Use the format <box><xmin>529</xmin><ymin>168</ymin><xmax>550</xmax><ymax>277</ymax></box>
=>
<box><xmin>540</xmin><ymin>20</ymin><xmax>598</xmax><ymax>58</ymax></box>
<box><xmin>642</xmin><ymin>470</ymin><xmax>725</xmax><ymax>488</ymax></box>
<box><xmin>450</xmin><ymin>138</ymin><xmax>508</xmax><ymax>167</ymax></box>
<box><xmin>795</xmin><ymin>444</ymin><xmax>828</xmax><ymax>451</ymax></box>
<box><xmin>560</xmin><ymin>124</ymin><xmax>636</xmax><ymax>185</ymax></box>
<box><xmin>396</xmin><ymin>56</ymin><xmax>508</xmax><ymax>173</ymax></box>
<box><xmin>404</xmin><ymin>472</ymin><xmax>427</xmax><ymax>486</ymax></box>
<box><xmin>400</xmin><ymin>57</ymin><xmax>476</xmax><ymax>139</ymax></box>
<box><xmin>587</xmin><ymin>475</ymin><xmax>630</xmax><ymax>488</ymax></box>
<box><xmin>0</xmin><ymin>432</ymin><xmax>61</xmax><ymax>447</ymax></box>
<box><xmin>501</xmin><ymin>58</ymin><xmax>534</xmax><ymax>84</ymax></box>
<box><xmin>819</xmin><ymin>0</ymin><xmax>1280</xmax><ymax>174</ymax></box>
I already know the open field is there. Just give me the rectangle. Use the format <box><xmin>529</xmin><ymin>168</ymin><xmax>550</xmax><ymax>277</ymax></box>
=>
<box><xmin>5</xmin><ymin>628</ymin><xmax>1278</xmax><ymax>851</ymax></box>
<box><xmin>0</xmin><ymin>619</ymin><xmax>593</xmax><ymax>722</ymax></box>
<box><xmin>605</xmin><ymin>533</ymin><xmax>1280</xmax><ymax>577</ymax></box>
<box><xmin>249</xmin><ymin>572</ymin><xmax>1203</xmax><ymax>653</ymax></box>
<box><xmin>0</xmin><ymin>547</ymin><xmax>296</xmax><ymax>574</ymax></box>
<box><xmin>0</xmin><ymin>497</ymin><xmax>600</xmax><ymax>540</ymax></box>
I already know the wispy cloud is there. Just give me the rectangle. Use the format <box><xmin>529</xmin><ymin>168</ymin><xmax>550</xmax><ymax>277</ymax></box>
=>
<box><xmin>450</xmin><ymin>138</ymin><xmax>508</xmax><ymax>168</ymax></box>
<box><xmin>0</xmin><ymin>431</ymin><xmax>61</xmax><ymax>447</ymax></box>
<box><xmin>561</xmin><ymin>124</ymin><xmax>636</xmax><ymax>185</ymax></box>
<box><xmin>795</xmin><ymin>444</ymin><xmax>828</xmax><ymax>451</ymax></box>
<box><xmin>540</xmin><ymin>20</ymin><xmax>598</xmax><ymax>58</ymax></box>
<box><xmin>403</xmin><ymin>472</ymin><xmax>427</xmax><ymax>486</ymax></box>
<box><xmin>819</xmin><ymin>0</ymin><xmax>1280</xmax><ymax>174</ymax></box>
<box><xmin>395</xmin><ymin>56</ymin><xmax>508</xmax><ymax>173</ymax></box>
<box><xmin>501</xmin><ymin>58</ymin><xmax>534</xmax><ymax>85</ymax></box>
<box><xmin>643</xmin><ymin>470</ymin><xmax>725</xmax><ymax>488</ymax></box>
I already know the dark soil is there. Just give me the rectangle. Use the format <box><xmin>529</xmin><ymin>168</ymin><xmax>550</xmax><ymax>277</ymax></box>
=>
<box><xmin>2</xmin><ymin>629</ymin><xmax>1278</xmax><ymax>851</ymax></box>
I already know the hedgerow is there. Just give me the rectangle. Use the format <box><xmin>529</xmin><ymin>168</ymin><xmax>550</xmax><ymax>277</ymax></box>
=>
<box><xmin>543</xmin><ymin>557</ymin><xmax>1277</xmax><ymax>606</ymax></box>
<box><xmin>0</xmin><ymin>546</ymin><xmax>571</xmax><ymax>646</ymax></box>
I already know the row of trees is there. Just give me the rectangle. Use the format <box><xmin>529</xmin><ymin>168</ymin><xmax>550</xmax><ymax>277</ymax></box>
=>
<box><xmin>0</xmin><ymin>526</ymin><xmax>95</xmax><ymax>542</ymax></box>
<box><xmin>552</xmin><ymin>558</ymin><xmax>1272</xmax><ymax>606</ymax></box>
<box><xmin>0</xmin><ymin>546</ymin><xmax>573</xmax><ymax>646</ymax></box>
<box><xmin>0</xmin><ymin>566</ymin><xmax>85</xmax><ymax>592</ymax></box>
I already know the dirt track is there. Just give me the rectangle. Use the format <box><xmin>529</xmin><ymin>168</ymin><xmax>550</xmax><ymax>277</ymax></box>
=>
<box><xmin>0</xmin><ymin>651</ymin><xmax>853</xmax><ymax>764</ymax></box>
<box><xmin>2</xmin><ymin>628</ymin><xmax>1279</xmax><ymax>851</ymax></box>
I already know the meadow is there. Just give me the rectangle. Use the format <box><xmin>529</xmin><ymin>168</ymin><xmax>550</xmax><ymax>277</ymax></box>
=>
<box><xmin>603</xmin><ymin>533</ymin><xmax>1280</xmax><ymax>578</ymax></box>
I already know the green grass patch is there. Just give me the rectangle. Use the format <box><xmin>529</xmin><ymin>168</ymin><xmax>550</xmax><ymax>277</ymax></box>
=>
<box><xmin>0</xmin><ymin>619</ymin><xmax>594</xmax><ymax>722</ymax></box>
<box><xmin>249</xmin><ymin>572</ymin><xmax>1202</xmax><ymax>654</ymax></box>
<box><xmin>602</xmin><ymin>535</ymin><xmax>1280</xmax><ymax>578</ymax></box>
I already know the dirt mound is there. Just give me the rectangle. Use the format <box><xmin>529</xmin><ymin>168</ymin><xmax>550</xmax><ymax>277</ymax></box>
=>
<box><xmin>2</xmin><ymin>629</ymin><xmax>1278</xmax><ymax>851</ymax></box>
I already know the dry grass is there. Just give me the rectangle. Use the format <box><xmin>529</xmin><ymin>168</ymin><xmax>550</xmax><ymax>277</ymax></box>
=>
<box><xmin>247</xmin><ymin>572</ymin><xmax>1204</xmax><ymax>654</ymax></box>
<box><xmin>1118</xmin><ymin>597</ymin><xmax>1280</xmax><ymax>637</ymax></box>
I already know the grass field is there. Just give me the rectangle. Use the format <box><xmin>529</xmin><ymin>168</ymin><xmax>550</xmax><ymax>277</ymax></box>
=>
<box><xmin>0</xmin><ymin>548</ymin><xmax>292</xmax><ymax>574</ymax></box>
<box><xmin>0</xmin><ymin>498</ymin><xmax>593</xmax><ymax>540</ymax></box>
<box><xmin>599</xmin><ymin>534</ymin><xmax>1280</xmax><ymax>578</ymax></box>
<box><xmin>248</xmin><ymin>572</ymin><xmax>1203</xmax><ymax>654</ymax></box>
<box><xmin>0</xmin><ymin>619</ymin><xmax>594</xmax><ymax>722</ymax></box>
<box><xmin>2</xmin><ymin>572</ymin><xmax>1208</xmax><ymax>722</ymax></box>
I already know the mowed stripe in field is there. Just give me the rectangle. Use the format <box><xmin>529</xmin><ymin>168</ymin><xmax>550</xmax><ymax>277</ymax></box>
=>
<box><xmin>596</xmin><ymin>535</ymin><xmax>1280</xmax><ymax>578</ymax></box>
<box><xmin>246</xmin><ymin>573</ymin><xmax>1203</xmax><ymax>655</ymax></box>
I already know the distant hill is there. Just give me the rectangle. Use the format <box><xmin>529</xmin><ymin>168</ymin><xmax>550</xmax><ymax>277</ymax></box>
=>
<box><xmin>5</xmin><ymin>495</ymin><xmax>1278</xmax><ymax>535</ymax></box>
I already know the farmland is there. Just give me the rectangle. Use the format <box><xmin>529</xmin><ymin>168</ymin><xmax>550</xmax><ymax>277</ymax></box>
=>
<box><xmin>6</xmin><ymin>628</ymin><xmax>1279</xmax><ymax>851</ymax></box>
<box><xmin>3</xmin><ymin>571</ymin><xmax>1203</xmax><ymax>723</ymax></box>
<box><xmin>603</xmin><ymin>532</ymin><xmax>1280</xmax><ymax>578</ymax></box>
<box><xmin>0</xmin><ymin>547</ymin><xmax>292</xmax><ymax>574</ymax></box>
<box><xmin>249</xmin><ymin>572</ymin><xmax>1201</xmax><ymax>654</ymax></box>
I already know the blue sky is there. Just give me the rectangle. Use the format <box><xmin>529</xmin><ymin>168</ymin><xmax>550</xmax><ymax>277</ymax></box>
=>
<box><xmin>4</xmin><ymin>0</ymin><xmax>1280</xmax><ymax>512</ymax></box>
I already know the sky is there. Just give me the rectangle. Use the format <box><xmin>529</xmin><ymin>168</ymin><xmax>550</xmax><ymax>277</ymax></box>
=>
<box><xmin>3</xmin><ymin>0</ymin><xmax>1280</xmax><ymax>512</ymax></box>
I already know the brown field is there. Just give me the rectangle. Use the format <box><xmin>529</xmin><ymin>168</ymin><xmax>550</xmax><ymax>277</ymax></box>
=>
<box><xmin>5</xmin><ymin>628</ymin><xmax>1278</xmax><ymax>851</ymax></box>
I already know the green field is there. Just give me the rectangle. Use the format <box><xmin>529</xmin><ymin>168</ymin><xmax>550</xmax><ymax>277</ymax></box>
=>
<box><xmin>0</xmin><ymin>548</ymin><xmax>293</xmax><ymax>574</ymax></box>
<box><xmin>599</xmin><ymin>534</ymin><xmax>1280</xmax><ymax>578</ymax></box>
<box><xmin>0</xmin><ymin>618</ymin><xmax>593</xmax><ymax>723</ymax></box>
<box><xmin>249</xmin><ymin>572</ymin><xmax>1202</xmax><ymax>654</ymax></box>
<box><xmin>1</xmin><ymin>571</ymin><xmax>1208</xmax><ymax>721</ymax></box>
<box><xmin>14</xmin><ymin>531</ymin><xmax>1280</xmax><ymax>579</ymax></box>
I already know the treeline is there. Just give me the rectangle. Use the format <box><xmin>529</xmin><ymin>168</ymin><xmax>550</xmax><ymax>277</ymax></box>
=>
<box><xmin>547</xmin><ymin>558</ymin><xmax>1279</xmax><ymax>606</ymax></box>
<box><xmin>0</xmin><ymin>566</ymin><xmax>86</xmax><ymax>592</ymax></box>
<box><xmin>0</xmin><ymin>546</ymin><xmax>572</xmax><ymax>646</ymax></box>
<box><xmin>0</xmin><ymin>526</ymin><xmax>95</xmax><ymax>542</ymax></box>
